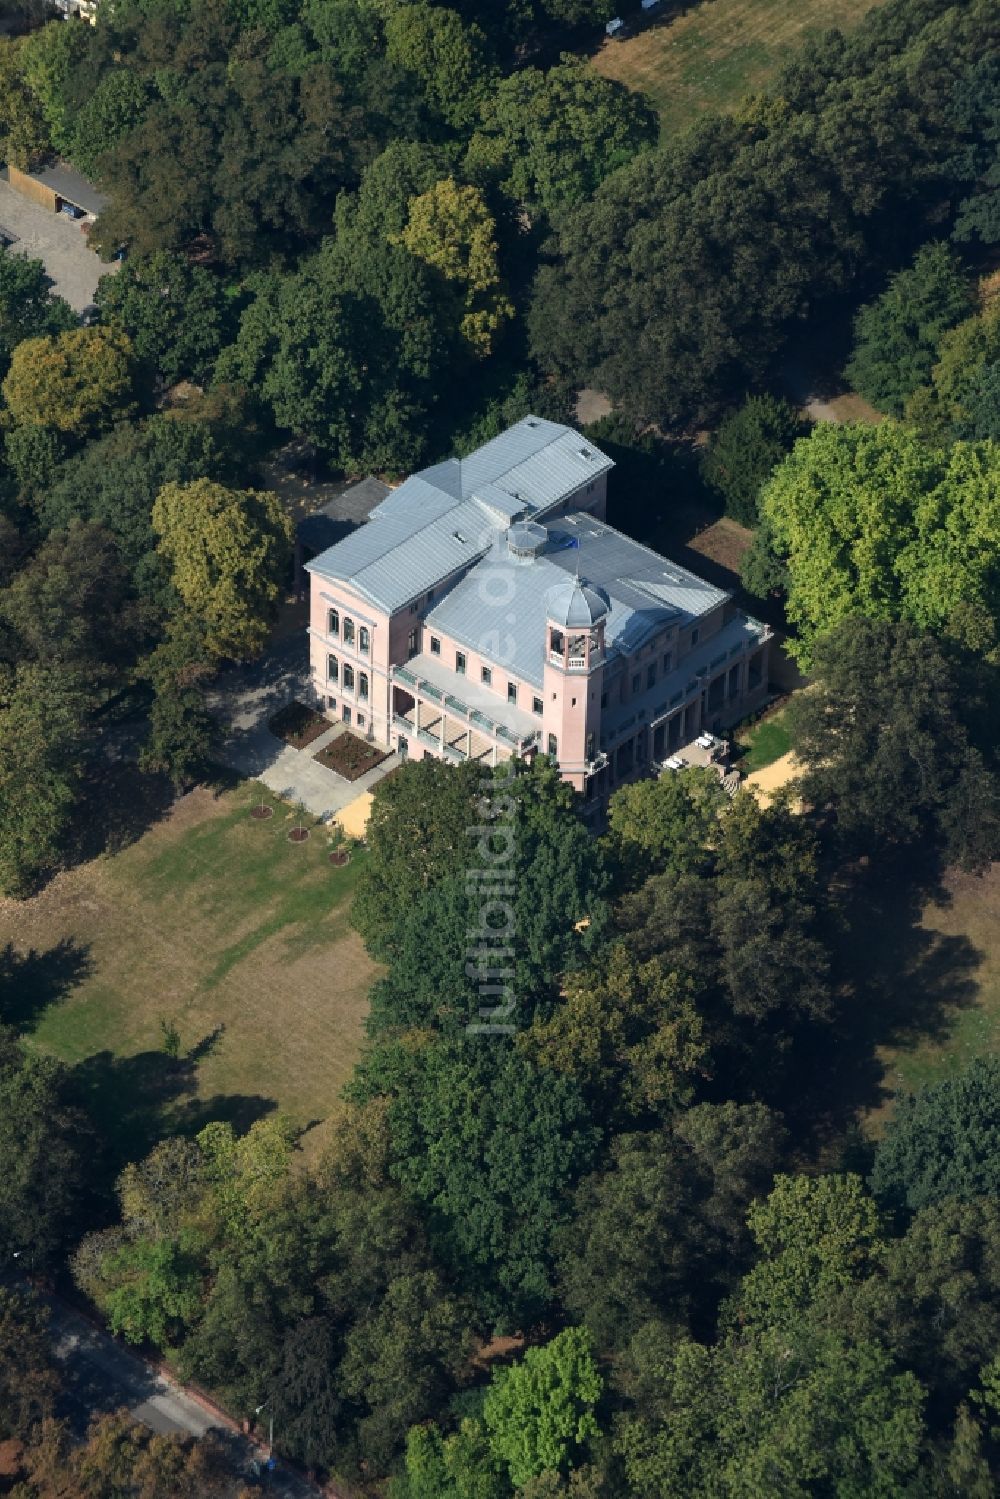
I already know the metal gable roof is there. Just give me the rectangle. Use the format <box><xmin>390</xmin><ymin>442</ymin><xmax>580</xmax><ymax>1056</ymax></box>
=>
<box><xmin>304</xmin><ymin>418</ymin><xmax>613</xmax><ymax>613</ymax></box>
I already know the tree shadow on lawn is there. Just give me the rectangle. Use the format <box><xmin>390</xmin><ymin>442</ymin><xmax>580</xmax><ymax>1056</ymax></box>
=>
<box><xmin>0</xmin><ymin>938</ymin><xmax>94</xmax><ymax>1032</ymax></box>
<box><xmin>775</xmin><ymin>854</ymin><xmax>983</xmax><ymax>1148</ymax></box>
<box><xmin>63</xmin><ymin>759</ymin><xmax>178</xmax><ymax>873</ymax></box>
<box><xmin>70</xmin><ymin>1040</ymin><xmax>277</xmax><ymax>1202</ymax></box>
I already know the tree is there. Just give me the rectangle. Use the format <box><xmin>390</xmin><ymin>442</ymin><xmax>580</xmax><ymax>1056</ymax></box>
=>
<box><xmin>526</xmin><ymin>0</ymin><xmax>997</xmax><ymax>426</ymax></box>
<box><xmin>340</xmin><ymin>1270</ymin><xmax>473</xmax><ymax>1471</ymax></box>
<box><xmin>0</xmin><ymin>520</ymin><xmax>139</xmax><ymax>676</ymax></box>
<box><xmin>384</xmin><ymin>3</ymin><xmax>492</xmax><ymax>129</ymax></box>
<box><xmin>786</xmin><ymin>618</ymin><xmax>1000</xmax><ymax>867</ymax></box>
<box><xmin>845</xmin><ymin>243</ymin><xmax>972</xmax><ymax>415</ymax></box>
<box><xmin>759</xmin><ymin>422</ymin><xmax>933</xmax><ymax>663</ymax></box>
<box><xmin>392</xmin><ymin>1416</ymin><xmax>507</xmax><ymax>1499</ymax></box>
<box><xmin>484</xmin><ymin>1328</ymin><xmax>602</xmax><ymax>1490</ymax></box>
<box><xmin>0</xmin><ymin>663</ymin><xmax>92</xmax><ymax>898</ymax></box>
<box><xmin>466</xmin><ymin>55</ymin><xmax>655</xmax><ymax>225</ymax></box>
<box><xmin>216</xmin><ymin>239</ymin><xmax>445</xmax><ymax>474</ymax></box>
<box><xmin>615</xmin><ymin>1327</ymin><xmax>925</xmax><ymax>1498</ymax></box>
<box><xmin>604</xmin><ymin>766</ymin><xmax>725</xmax><ymax>890</ymax></box>
<box><xmin>353</xmin><ymin>1037</ymin><xmax>599</xmax><ymax>1326</ymax></box>
<box><xmin>95</xmin><ymin>251</ymin><xmax>229</xmax><ymax>387</ymax></box>
<box><xmin>905</xmin><ymin>302</ymin><xmax>1000</xmax><ymax>442</ymax></box>
<box><xmin>19</xmin><ymin>19</ymin><xmax>91</xmax><ymax>157</ymax></box>
<box><xmin>558</xmin><ymin>1106</ymin><xmax>785</xmax><ymax>1353</ymax></box>
<box><xmin>89</xmin><ymin>13</ymin><xmax>372</xmax><ymax>265</ymax></box>
<box><xmin>102</xmin><ymin>1233</ymin><xmax>205</xmax><ymax>1345</ymax></box>
<box><xmin>871</xmin><ymin>1058</ymin><xmax>1000</xmax><ymax>1214</ymax></box>
<box><xmin>0</xmin><ymin>1024</ymin><xmax>90</xmax><ymax>1269</ymax></box>
<box><xmin>699</xmin><ymin>395</ymin><xmax>808</xmax><ymax>526</ymax></box>
<box><xmin>0</xmin><ymin>37</ymin><xmax>51</xmax><ymax>171</ymax></box>
<box><xmin>760</xmin><ymin>423</ymin><xmax>1000</xmax><ymax>664</ymax></box>
<box><xmin>880</xmin><ymin>1195</ymin><xmax>1000</xmax><ymax>1412</ymax></box>
<box><xmin>352</xmin><ymin>758</ymin><xmax>485</xmax><ymax>959</ymax></box>
<box><xmin>398</xmin><ymin>177</ymin><xmax>514</xmax><ymax>355</ymax></box>
<box><xmin>2</xmin><ymin>327</ymin><xmax>136</xmax><ymax>437</ymax></box>
<box><xmin>138</xmin><ymin>612</ymin><xmax>217</xmax><ymax>790</ymax></box>
<box><xmin>151</xmin><ymin>478</ymin><xmax>292</xmax><ymax>658</ymax></box>
<box><xmin>520</xmin><ymin>943</ymin><xmax>706</xmax><ymax>1125</ymax></box>
<box><xmin>38</xmin><ymin>415</ymin><xmax>232</xmax><ymax>578</ymax></box>
<box><xmin>0</xmin><ymin>1288</ymin><xmax>60</xmax><ymax>1441</ymax></box>
<box><xmin>71</xmin><ymin>67</ymin><xmax>151</xmax><ymax>179</ymax></box>
<box><xmin>354</xmin><ymin>757</ymin><xmax>606</xmax><ymax>998</ymax></box>
<box><xmin>0</xmin><ymin>246</ymin><xmax>75</xmax><ymax>380</ymax></box>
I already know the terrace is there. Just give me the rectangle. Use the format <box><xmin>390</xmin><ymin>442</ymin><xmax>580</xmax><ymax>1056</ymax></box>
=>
<box><xmin>392</xmin><ymin>654</ymin><xmax>540</xmax><ymax>765</ymax></box>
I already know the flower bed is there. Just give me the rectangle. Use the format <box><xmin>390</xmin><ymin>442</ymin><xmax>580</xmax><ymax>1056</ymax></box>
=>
<box><xmin>317</xmin><ymin>732</ymin><xmax>388</xmax><ymax>781</ymax></box>
<box><xmin>268</xmin><ymin>700</ymin><xmax>329</xmax><ymax>749</ymax></box>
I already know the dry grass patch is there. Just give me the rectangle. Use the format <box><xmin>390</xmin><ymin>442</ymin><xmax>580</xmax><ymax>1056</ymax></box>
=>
<box><xmin>0</xmin><ymin>784</ymin><xmax>379</xmax><ymax>1151</ymax></box>
<box><xmin>592</xmin><ymin>0</ymin><xmax>890</xmax><ymax>130</ymax></box>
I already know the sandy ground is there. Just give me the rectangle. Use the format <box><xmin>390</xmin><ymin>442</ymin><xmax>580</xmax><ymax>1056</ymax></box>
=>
<box><xmin>334</xmin><ymin>792</ymin><xmax>374</xmax><ymax>839</ymax></box>
<box><xmin>745</xmin><ymin>750</ymin><xmax>802</xmax><ymax>806</ymax></box>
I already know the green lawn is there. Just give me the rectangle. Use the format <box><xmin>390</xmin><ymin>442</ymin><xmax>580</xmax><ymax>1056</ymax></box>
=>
<box><xmin>592</xmin><ymin>0</ymin><xmax>890</xmax><ymax>131</ymax></box>
<box><xmin>738</xmin><ymin>709</ymin><xmax>792</xmax><ymax>773</ymax></box>
<box><xmin>0</xmin><ymin>783</ymin><xmax>379</xmax><ymax>1162</ymax></box>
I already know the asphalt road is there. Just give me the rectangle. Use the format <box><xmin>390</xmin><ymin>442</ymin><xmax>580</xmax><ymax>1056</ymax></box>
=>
<box><xmin>44</xmin><ymin>1293</ymin><xmax>322</xmax><ymax>1497</ymax></box>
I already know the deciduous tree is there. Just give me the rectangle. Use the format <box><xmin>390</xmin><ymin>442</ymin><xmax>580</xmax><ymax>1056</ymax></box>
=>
<box><xmin>2</xmin><ymin>327</ymin><xmax>136</xmax><ymax>437</ymax></box>
<box><xmin>151</xmin><ymin>478</ymin><xmax>292</xmax><ymax>658</ymax></box>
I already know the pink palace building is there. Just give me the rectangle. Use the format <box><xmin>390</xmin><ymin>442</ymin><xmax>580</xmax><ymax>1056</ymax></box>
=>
<box><xmin>306</xmin><ymin>417</ymin><xmax>772</xmax><ymax>806</ymax></box>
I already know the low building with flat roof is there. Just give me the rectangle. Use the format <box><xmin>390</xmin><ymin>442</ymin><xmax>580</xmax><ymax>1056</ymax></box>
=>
<box><xmin>305</xmin><ymin>417</ymin><xmax>771</xmax><ymax>806</ymax></box>
<box><xmin>7</xmin><ymin>162</ymin><xmax>107</xmax><ymax>220</ymax></box>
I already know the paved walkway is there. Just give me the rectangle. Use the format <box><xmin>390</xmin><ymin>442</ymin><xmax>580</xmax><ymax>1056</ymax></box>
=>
<box><xmin>207</xmin><ymin>635</ymin><xmax>399</xmax><ymax>820</ymax></box>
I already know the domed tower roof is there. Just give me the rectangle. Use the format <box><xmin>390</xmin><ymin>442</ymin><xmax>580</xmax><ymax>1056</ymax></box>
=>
<box><xmin>545</xmin><ymin>576</ymin><xmax>610</xmax><ymax>629</ymax></box>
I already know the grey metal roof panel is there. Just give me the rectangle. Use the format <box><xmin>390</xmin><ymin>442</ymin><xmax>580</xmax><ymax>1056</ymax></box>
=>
<box><xmin>305</xmin><ymin>418</ymin><xmax>612</xmax><ymax>612</ymax></box>
<box><xmin>426</xmin><ymin>513</ymin><xmax>730</xmax><ymax>685</ymax></box>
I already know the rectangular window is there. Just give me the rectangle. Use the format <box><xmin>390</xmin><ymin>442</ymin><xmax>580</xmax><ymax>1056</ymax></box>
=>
<box><xmin>586</xmin><ymin>731</ymin><xmax>595</xmax><ymax>760</ymax></box>
<box><xmin>456</xmin><ymin>651</ymin><xmax>466</xmax><ymax>675</ymax></box>
<box><xmin>357</xmin><ymin>712</ymin><xmax>365</xmax><ymax>728</ymax></box>
<box><xmin>507</xmin><ymin>682</ymin><xmax>517</xmax><ymax>705</ymax></box>
<box><xmin>481</xmin><ymin>666</ymin><xmax>493</xmax><ymax>685</ymax></box>
<box><xmin>662</xmin><ymin>651</ymin><xmax>672</xmax><ymax>673</ymax></box>
<box><xmin>430</xmin><ymin>636</ymin><xmax>441</xmax><ymax>656</ymax></box>
<box><xmin>342</xmin><ymin>705</ymin><xmax>351</xmax><ymax>725</ymax></box>
<box><xmin>632</xmin><ymin>674</ymin><xmax>641</xmax><ymax>694</ymax></box>
<box><xmin>407</xmin><ymin>630</ymin><xmax>417</xmax><ymax>658</ymax></box>
<box><xmin>532</xmin><ymin>697</ymin><xmax>543</xmax><ymax>716</ymax></box>
<box><xmin>647</xmin><ymin>664</ymin><xmax>656</xmax><ymax>689</ymax></box>
<box><xmin>690</xmin><ymin>628</ymin><xmax>699</xmax><ymax>647</ymax></box>
<box><xmin>547</xmin><ymin>733</ymin><xmax>558</xmax><ymax>757</ymax></box>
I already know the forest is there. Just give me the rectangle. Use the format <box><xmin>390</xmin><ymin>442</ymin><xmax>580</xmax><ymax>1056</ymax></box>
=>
<box><xmin>1</xmin><ymin>0</ymin><xmax>1000</xmax><ymax>1493</ymax></box>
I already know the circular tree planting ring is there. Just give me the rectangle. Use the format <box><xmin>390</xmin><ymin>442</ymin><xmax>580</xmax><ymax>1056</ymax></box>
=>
<box><xmin>250</xmin><ymin>805</ymin><xmax>274</xmax><ymax>821</ymax></box>
<box><xmin>288</xmin><ymin>827</ymin><xmax>310</xmax><ymax>844</ymax></box>
<box><xmin>329</xmin><ymin>849</ymin><xmax>350</xmax><ymax>866</ymax></box>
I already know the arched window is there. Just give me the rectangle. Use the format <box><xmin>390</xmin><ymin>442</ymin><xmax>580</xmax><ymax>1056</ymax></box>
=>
<box><xmin>343</xmin><ymin>617</ymin><xmax>355</xmax><ymax>647</ymax></box>
<box><xmin>327</xmin><ymin>608</ymin><xmax>339</xmax><ymax>637</ymax></box>
<box><xmin>358</xmin><ymin>672</ymin><xmax>369</xmax><ymax>700</ymax></box>
<box><xmin>358</xmin><ymin>626</ymin><xmax>369</xmax><ymax>654</ymax></box>
<box><xmin>343</xmin><ymin>663</ymin><xmax>354</xmax><ymax>690</ymax></box>
<box><xmin>327</xmin><ymin>654</ymin><xmax>338</xmax><ymax>683</ymax></box>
